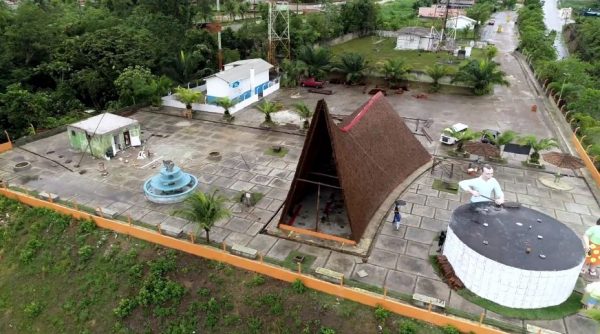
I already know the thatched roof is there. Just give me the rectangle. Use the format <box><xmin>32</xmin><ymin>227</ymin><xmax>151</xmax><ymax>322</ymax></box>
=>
<box><xmin>280</xmin><ymin>93</ymin><xmax>432</xmax><ymax>242</ymax></box>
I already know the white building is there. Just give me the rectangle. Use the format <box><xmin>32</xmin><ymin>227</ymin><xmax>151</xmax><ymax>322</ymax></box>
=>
<box><xmin>446</xmin><ymin>15</ymin><xmax>477</xmax><ymax>30</ymax></box>
<box><xmin>162</xmin><ymin>58</ymin><xmax>280</xmax><ymax>115</ymax></box>
<box><xmin>395</xmin><ymin>27</ymin><xmax>438</xmax><ymax>51</ymax></box>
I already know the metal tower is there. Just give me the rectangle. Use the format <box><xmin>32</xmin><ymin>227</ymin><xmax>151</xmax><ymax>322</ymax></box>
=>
<box><xmin>268</xmin><ymin>1</ymin><xmax>291</xmax><ymax>66</ymax></box>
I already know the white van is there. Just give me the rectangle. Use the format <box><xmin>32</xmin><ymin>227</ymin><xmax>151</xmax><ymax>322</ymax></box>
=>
<box><xmin>440</xmin><ymin>123</ymin><xmax>468</xmax><ymax>145</ymax></box>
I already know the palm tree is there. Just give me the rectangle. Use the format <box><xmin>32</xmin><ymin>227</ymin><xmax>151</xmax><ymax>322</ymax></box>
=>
<box><xmin>175</xmin><ymin>86</ymin><xmax>203</xmax><ymax>116</ymax></box>
<box><xmin>174</xmin><ymin>191</ymin><xmax>231</xmax><ymax>244</ymax></box>
<box><xmin>331</xmin><ymin>53</ymin><xmax>369</xmax><ymax>85</ymax></box>
<box><xmin>484</xmin><ymin>46</ymin><xmax>498</xmax><ymax>61</ymax></box>
<box><xmin>223</xmin><ymin>0</ymin><xmax>239</xmax><ymax>21</ymax></box>
<box><xmin>296</xmin><ymin>45</ymin><xmax>332</xmax><ymax>80</ymax></box>
<box><xmin>425</xmin><ymin>64</ymin><xmax>453</xmax><ymax>92</ymax></box>
<box><xmin>484</xmin><ymin>130</ymin><xmax>518</xmax><ymax>158</ymax></box>
<box><xmin>256</xmin><ymin>100</ymin><xmax>283</xmax><ymax>124</ymax></box>
<box><xmin>380</xmin><ymin>59</ymin><xmax>412</xmax><ymax>88</ymax></box>
<box><xmin>443</xmin><ymin>128</ymin><xmax>481</xmax><ymax>153</ymax></box>
<box><xmin>216</xmin><ymin>97</ymin><xmax>235</xmax><ymax>121</ymax></box>
<box><xmin>517</xmin><ymin>135</ymin><xmax>559</xmax><ymax>164</ymax></box>
<box><xmin>149</xmin><ymin>75</ymin><xmax>173</xmax><ymax>106</ymax></box>
<box><xmin>292</xmin><ymin>102</ymin><xmax>312</xmax><ymax>129</ymax></box>
<box><xmin>280</xmin><ymin>59</ymin><xmax>307</xmax><ymax>88</ymax></box>
<box><xmin>451</xmin><ymin>59</ymin><xmax>509</xmax><ymax>95</ymax></box>
<box><xmin>461</xmin><ymin>25</ymin><xmax>473</xmax><ymax>39</ymax></box>
<box><xmin>164</xmin><ymin>50</ymin><xmax>213</xmax><ymax>85</ymax></box>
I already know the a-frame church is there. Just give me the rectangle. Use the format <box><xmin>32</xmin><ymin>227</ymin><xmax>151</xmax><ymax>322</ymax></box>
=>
<box><xmin>279</xmin><ymin>92</ymin><xmax>432</xmax><ymax>243</ymax></box>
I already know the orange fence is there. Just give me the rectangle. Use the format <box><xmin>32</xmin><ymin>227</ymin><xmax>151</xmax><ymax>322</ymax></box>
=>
<box><xmin>0</xmin><ymin>186</ymin><xmax>506</xmax><ymax>334</ymax></box>
<box><xmin>0</xmin><ymin>131</ymin><xmax>12</xmax><ymax>154</ymax></box>
<box><xmin>572</xmin><ymin>134</ymin><xmax>600</xmax><ymax>188</ymax></box>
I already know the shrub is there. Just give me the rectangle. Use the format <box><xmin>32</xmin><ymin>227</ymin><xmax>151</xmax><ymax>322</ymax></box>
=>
<box><xmin>398</xmin><ymin>320</ymin><xmax>418</xmax><ymax>334</ymax></box>
<box><xmin>24</xmin><ymin>301</ymin><xmax>43</xmax><ymax>318</ymax></box>
<box><xmin>442</xmin><ymin>325</ymin><xmax>461</xmax><ymax>334</ymax></box>
<box><xmin>291</xmin><ymin>278</ymin><xmax>308</xmax><ymax>294</ymax></box>
<box><xmin>374</xmin><ymin>305</ymin><xmax>391</xmax><ymax>323</ymax></box>
<box><xmin>319</xmin><ymin>327</ymin><xmax>336</xmax><ymax>334</ymax></box>
<box><xmin>78</xmin><ymin>245</ymin><xmax>94</xmax><ymax>261</ymax></box>
<box><xmin>113</xmin><ymin>298</ymin><xmax>138</xmax><ymax>318</ymax></box>
<box><xmin>78</xmin><ymin>220</ymin><xmax>96</xmax><ymax>235</ymax></box>
<box><xmin>246</xmin><ymin>274</ymin><xmax>266</xmax><ymax>287</ymax></box>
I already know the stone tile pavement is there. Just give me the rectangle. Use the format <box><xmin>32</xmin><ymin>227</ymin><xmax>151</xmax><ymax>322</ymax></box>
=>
<box><xmin>1</xmin><ymin>109</ymin><xmax>599</xmax><ymax>333</ymax></box>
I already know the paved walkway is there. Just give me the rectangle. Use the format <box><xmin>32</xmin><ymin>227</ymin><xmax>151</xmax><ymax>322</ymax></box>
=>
<box><xmin>1</xmin><ymin>108</ymin><xmax>597</xmax><ymax>333</ymax></box>
<box><xmin>0</xmin><ymin>9</ymin><xmax>598</xmax><ymax>334</ymax></box>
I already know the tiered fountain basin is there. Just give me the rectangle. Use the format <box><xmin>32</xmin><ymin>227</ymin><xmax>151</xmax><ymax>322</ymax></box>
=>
<box><xmin>143</xmin><ymin>163</ymin><xmax>198</xmax><ymax>204</ymax></box>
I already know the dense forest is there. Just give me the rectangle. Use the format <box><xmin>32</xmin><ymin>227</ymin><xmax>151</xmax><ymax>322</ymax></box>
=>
<box><xmin>0</xmin><ymin>0</ymin><xmax>382</xmax><ymax>140</ymax></box>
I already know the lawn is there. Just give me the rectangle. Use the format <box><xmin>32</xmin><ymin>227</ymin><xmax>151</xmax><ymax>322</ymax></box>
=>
<box><xmin>0</xmin><ymin>196</ymin><xmax>457</xmax><ymax>334</ymax></box>
<box><xmin>559</xmin><ymin>0</ymin><xmax>597</xmax><ymax>10</ymax></box>
<box><xmin>330</xmin><ymin>37</ymin><xmax>486</xmax><ymax>71</ymax></box>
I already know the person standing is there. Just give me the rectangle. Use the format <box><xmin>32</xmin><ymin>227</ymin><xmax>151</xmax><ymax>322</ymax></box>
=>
<box><xmin>392</xmin><ymin>206</ymin><xmax>402</xmax><ymax>231</ymax></box>
<box><xmin>458</xmin><ymin>164</ymin><xmax>505</xmax><ymax>205</ymax></box>
<box><xmin>582</xmin><ymin>218</ymin><xmax>600</xmax><ymax>277</ymax></box>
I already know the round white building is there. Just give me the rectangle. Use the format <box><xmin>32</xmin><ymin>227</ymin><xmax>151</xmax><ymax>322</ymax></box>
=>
<box><xmin>443</xmin><ymin>203</ymin><xmax>584</xmax><ymax>309</ymax></box>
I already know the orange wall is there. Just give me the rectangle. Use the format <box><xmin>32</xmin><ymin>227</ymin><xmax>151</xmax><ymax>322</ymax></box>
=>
<box><xmin>0</xmin><ymin>187</ymin><xmax>506</xmax><ymax>334</ymax></box>
<box><xmin>572</xmin><ymin>134</ymin><xmax>600</xmax><ymax>188</ymax></box>
<box><xmin>0</xmin><ymin>141</ymin><xmax>12</xmax><ymax>154</ymax></box>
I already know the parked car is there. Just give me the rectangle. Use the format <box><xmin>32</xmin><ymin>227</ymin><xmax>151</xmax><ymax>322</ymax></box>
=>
<box><xmin>300</xmin><ymin>78</ymin><xmax>325</xmax><ymax>88</ymax></box>
<box><xmin>480</xmin><ymin>129</ymin><xmax>501</xmax><ymax>144</ymax></box>
<box><xmin>583</xmin><ymin>8</ymin><xmax>600</xmax><ymax>16</ymax></box>
<box><xmin>440</xmin><ymin>123</ymin><xmax>468</xmax><ymax>145</ymax></box>
<box><xmin>488</xmin><ymin>19</ymin><xmax>496</xmax><ymax>25</ymax></box>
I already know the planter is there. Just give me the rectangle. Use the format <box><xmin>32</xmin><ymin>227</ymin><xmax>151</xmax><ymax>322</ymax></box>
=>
<box><xmin>208</xmin><ymin>151</ymin><xmax>222</xmax><ymax>162</ymax></box>
<box><xmin>522</xmin><ymin>160</ymin><xmax>545</xmax><ymax>169</ymax></box>
<box><xmin>13</xmin><ymin>161</ymin><xmax>31</xmax><ymax>172</ymax></box>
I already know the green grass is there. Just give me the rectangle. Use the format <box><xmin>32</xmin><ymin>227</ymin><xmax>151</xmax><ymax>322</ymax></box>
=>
<box><xmin>432</xmin><ymin>179</ymin><xmax>459</xmax><ymax>194</ymax></box>
<box><xmin>0</xmin><ymin>196</ymin><xmax>458</xmax><ymax>333</ymax></box>
<box><xmin>264</xmin><ymin>146</ymin><xmax>289</xmax><ymax>157</ymax></box>
<box><xmin>457</xmin><ymin>289</ymin><xmax>583</xmax><ymax>320</ymax></box>
<box><xmin>330</xmin><ymin>37</ymin><xmax>486</xmax><ymax>71</ymax></box>
<box><xmin>281</xmin><ymin>250</ymin><xmax>317</xmax><ymax>272</ymax></box>
<box><xmin>559</xmin><ymin>0</ymin><xmax>597</xmax><ymax>10</ymax></box>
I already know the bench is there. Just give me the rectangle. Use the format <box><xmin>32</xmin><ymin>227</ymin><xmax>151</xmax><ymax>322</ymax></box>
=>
<box><xmin>315</xmin><ymin>267</ymin><xmax>344</xmax><ymax>284</ymax></box>
<box><xmin>412</xmin><ymin>293</ymin><xmax>446</xmax><ymax>309</ymax></box>
<box><xmin>308</xmin><ymin>88</ymin><xmax>333</xmax><ymax>95</ymax></box>
<box><xmin>231</xmin><ymin>243</ymin><xmax>258</xmax><ymax>259</ymax></box>
<box><xmin>526</xmin><ymin>324</ymin><xmax>562</xmax><ymax>334</ymax></box>
<box><xmin>38</xmin><ymin>192</ymin><xmax>60</xmax><ymax>202</ymax></box>
<box><xmin>95</xmin><ymin>207</ymin><xmax>118</xmax><ymax>219</ymax></box>
<box><xmin>159</xmin><ymin>223</ymin><xmax>184</xmax><ymax>238</ymax></box>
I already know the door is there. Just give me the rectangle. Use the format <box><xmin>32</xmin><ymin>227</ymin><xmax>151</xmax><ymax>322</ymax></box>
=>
<box><xmin>123</xmin><ymin>131</ymin><xmax>131</xmax><ymax>147</ymax></box>
<box><xmin>112</xmin><ymin>135</ymin><xmax>120</xmax><ymax>154</ymax></box>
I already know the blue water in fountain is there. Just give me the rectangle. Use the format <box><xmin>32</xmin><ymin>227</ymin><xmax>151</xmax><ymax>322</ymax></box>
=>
<box><xmin>143</xmin><ymin>163</ymin><xmax>198</xmax><ymax>204</ymax></box>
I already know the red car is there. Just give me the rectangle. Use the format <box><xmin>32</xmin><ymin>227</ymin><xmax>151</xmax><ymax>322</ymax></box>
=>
<box><xmin>300</xmin><ymin>78</ymin><xmax>324</xmax><ymax>88</ymax></box>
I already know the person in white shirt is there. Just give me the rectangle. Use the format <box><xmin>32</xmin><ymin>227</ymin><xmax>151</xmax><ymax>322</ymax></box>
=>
<box><xmin>458</xmin><ymin>164</ymin><xmax>505</xmax><ymax>205</ymax></box>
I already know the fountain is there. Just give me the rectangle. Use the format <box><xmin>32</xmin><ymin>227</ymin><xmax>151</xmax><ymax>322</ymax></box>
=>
<box><xmin>143</xmin><ymin>160</ymin><xmax>198</xmax><ymax>204</ymax></box>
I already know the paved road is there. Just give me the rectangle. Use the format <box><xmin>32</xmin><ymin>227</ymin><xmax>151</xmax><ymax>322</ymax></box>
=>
<box><xmin>543</xmin><ymin>0</ymin><xmax>570</xmax><ymax>59</ymax></box>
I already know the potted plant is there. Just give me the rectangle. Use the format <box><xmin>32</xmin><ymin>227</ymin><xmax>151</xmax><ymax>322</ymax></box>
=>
<box><xmin>216</xmin><ymin>97</ymin><xmax>235</xmax><ymax>122</ymax></box>
<box><xmin>517</xmin><ymin>135</ymin><xmax>559</xmax><ymax>167</ymax></box>
<box><xmin>175</xmin><ymin>87</ymin><xmax>203</xmax><ymax>118</ymax></box>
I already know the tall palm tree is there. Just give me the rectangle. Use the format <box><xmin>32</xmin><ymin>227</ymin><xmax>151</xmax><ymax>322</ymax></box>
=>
<box><xmin>292</xmin><ymin>102</ymin><xmax>312</xmax><ymax>129</ymax></box>
<box><xmin>451</xmin><ymin>59</ymin><xmax>509</xmax><ymax>95</ymax></box>
<box><xmin>238</xmin><ymin>1</ymin><xmax>250</xmax><ymax>19</ymax></box>
<box><xmin>484</xmin><ymin>130</ymin><xmax>518</xmax><ymax>158</ymax></box>
<box><xmin>256</xmin><ymin>100</ymin><xmax>283</xmax><ymax>124</ymax></box>
<box><xmin>443</xmin><ymin>128</ymin><xmax>481</xmax><ymax>153</ymax></box>
<box><xmin>280</xmin><ymin>59</ymin><xmax>307</xmax><ymax>88</ymax></box>
<box><xmin>164</xmin><ymin>50</ymin><xmax>213</xmax><ymax>85</ymax></box>
<box><xmin>175</xmin><ymin>87</ymin><xmax>203</xmax><ymax>115</ymax></box>
<box><xmin>517</xmin><ymin>135</ymin><xmax>559</xmax><ymax>164</ymax></box>
<box><xmin>331</xmin><ymin>53</ymin><xmax>369</xmax><ymax>85</ymax></box>
<box><xmin>296</xmin><ymin>45</ymin><xmax>332</xmax><ymax>80</ymax></box>
<box><xmin>380</xmin><ymin>59</ymin><xmax>412</xmax><ymax>88</ymax></box>
<box><xmin>425</xmin><ymin>64</ymin><xmax>453</xmax><ymax>92</ymax></box>
<box><xmin>216</xmin><ymin>97</ymin><xmax>235</xmax><ymax>120</ymax></box>
<box><xmin>174</xmin><ymin>191</ymin><xmax>231</xmax><ymax>244</ymax></box>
